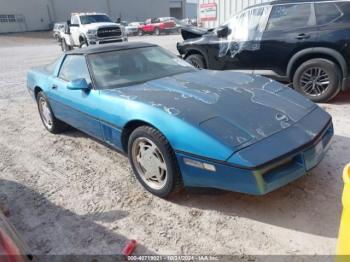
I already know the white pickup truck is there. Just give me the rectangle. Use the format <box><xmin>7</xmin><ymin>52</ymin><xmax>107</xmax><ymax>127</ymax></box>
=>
<box><xmin>60</xmin><ymin>12</ymin><xmax>127</xmax><ymax>51</ymax></box>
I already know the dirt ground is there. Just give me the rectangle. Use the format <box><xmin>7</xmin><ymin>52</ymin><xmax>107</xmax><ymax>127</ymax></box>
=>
<box><xmin>0</xmin><ymin>32</ymin><xmax>349</xmax><ymax>258</ymax></box>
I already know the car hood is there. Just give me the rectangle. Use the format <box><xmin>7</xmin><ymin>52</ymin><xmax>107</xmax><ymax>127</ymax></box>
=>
<box><xmin>105</xmin><ymin>70</ymin><xmax>317</xmax><ymax>151</ymax></box>
<box><xmin>82</xmin><ymin>22</ymin><xmax>119</xmax><ymax>30</ymax></box>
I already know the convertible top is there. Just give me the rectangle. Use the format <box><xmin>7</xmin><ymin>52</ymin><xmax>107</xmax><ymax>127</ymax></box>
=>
<box><xmin>66</xmin><ymin>42</ymin><xmax>157</xmax><ymax>55</ymax></box>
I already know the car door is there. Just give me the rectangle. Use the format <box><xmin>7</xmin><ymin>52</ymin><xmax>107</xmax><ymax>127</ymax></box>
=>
<box><xmin>207</xmin><ymin>5</ymin><xmax>271</xmax><ymax>71</ymax></box>
<box><xmin>315</xmin><ymin>1</ymin><xmax>350</xmax><ymax>53</ymax></box>
<box><xmin>69</xmin><ymin>15</ymin><xmax>80</xmax><ymax>46</ymax></box>
<box><xmin>47</xmin><ymin>54</ymin><xmax>103</xmax><ymax>139</ymax></box>
<box><xmin>255</xmin><ymin>2</ymin><xmax>319</xmax><ymax>77</ymax></box>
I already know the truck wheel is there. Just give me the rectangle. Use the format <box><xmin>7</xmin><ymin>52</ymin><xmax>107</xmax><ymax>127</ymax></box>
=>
<box><xmin>80</xmin><ymin>39</ymin><xmax>88</xmax><ymax>48</ymax></box>
<box><xmin>185</xmin><ymin>54</ymin><xmax>206</xmax><ymax>69</ymax></box>
<box><xmin>128</xmin><ymin>126</ymin><xmax>183</xmax><ymax>198</ymax></box>
<box><xmin>154</xmin><ymin>28</ymin><xmax>160</xmax><ymax>36</ymax></box>
<box><xmin>293</xmin><ymin>58</ymin><xmax>341</xmax><ymax>102</ymax></box>
<box><xmin>61</xmin><ymin>39</ymin><xmax>71</xmax><ymax>52</ymax></box>
<box><xmin>138</xmin><ymin>29</ymin><xmax>143</xmax><ymax>36</ymax></box>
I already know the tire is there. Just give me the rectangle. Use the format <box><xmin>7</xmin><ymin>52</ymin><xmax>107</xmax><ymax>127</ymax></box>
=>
<box><xmin>293</xmin><ymin>58</ymin><xmax>341</xmax><ymax>102</ymax></box>
<box><xmin>154</xmin><ymin>27</ymin><xmax>160</xmax><ymax>36</ymax></box>
<box><xmin>80</xmin><ymin>38</ymin><xmax>88</xmax><ymax>48</ymax></box>
<box><xmin>36</xmin><ymin>92</ymin><xmax>69</xmax><ymax>134</ymax></box>
<box><xmin>61</xmin><ymin>39</ymin><xmax>71</xmax><ymax>52</ymax></box>
<box><xmin>185</xmin><ymin>54</ymin><xmax>206</xmax><ymax>69</ymax></box>
<box><xmin>138</xmin><ymin>29</ymin><xmax>143</xmax><ymax>36</ymax></box>
<box><xmin>128</xmin><ymin>126</ymin><xmax>182</xmax><ymax>198</ymax></box>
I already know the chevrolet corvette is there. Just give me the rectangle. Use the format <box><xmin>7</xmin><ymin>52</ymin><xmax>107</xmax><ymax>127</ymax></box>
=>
<box><xmin>27</xmin><ymin>42</ymin><xmax>333</xmax><ymax>198</ymax></box>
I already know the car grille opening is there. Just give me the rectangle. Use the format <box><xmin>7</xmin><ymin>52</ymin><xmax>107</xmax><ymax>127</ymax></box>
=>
<box><xmin>97</xmin><ymin>27</ymin><xmax>122</xmax><ymax>38</ymax></box>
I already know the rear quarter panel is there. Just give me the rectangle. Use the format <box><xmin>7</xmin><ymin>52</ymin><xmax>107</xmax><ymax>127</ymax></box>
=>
<box><xmin>27</xmin><ymin>55</ymin><xmax>64</xmax><ymax>100</ymax></box>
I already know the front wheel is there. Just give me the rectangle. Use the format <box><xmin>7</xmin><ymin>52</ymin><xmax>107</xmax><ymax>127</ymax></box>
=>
<box><xmin>185</xmin><ymin>54</ymin><xmax>206</xmax><ymax>69</ymax></box>
<box><xmin>128</xmin><ymin>126</ymin><xmax>182</xmax><ymax>198</ymax></box>
<box><xmin>154</xmin><ymin>27</ymin><xmax>160</xmax><ymax>36</ymax></box>
<box><xmin>80</xmin><ymin>39</ymin><xmax>88</xmax><ymax>48</ymax></box>
<box><xmin>61</xmin><ymin>39</ymin><xmax>71</xmax><ymax>52</ymax></box>
<box><xmin>293</xmin><ymin>58</ymin><xmax>341</xmax><ymax>102</ymax></box>
<box><xmin>36</xmin><ymin>92</ymin><xmax>69</xmax><ymax>134</ymax></box>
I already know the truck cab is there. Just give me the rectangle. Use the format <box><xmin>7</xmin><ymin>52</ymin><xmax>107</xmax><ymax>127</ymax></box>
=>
<box><xmin>61</xmin><ymin>12</ymin><xmax>127</xmax><ymax>51</ymax></box>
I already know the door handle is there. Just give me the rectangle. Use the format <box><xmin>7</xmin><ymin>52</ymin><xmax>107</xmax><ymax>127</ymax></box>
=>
<box><xmin>52</xmin><ymin>84</ymin><xmax>58</xmax><ymax>90</ymax></box>
<box><xmin>296</xmin><ymin>33</ymin><xmax>310</xmax><ymax>40</ymax></box>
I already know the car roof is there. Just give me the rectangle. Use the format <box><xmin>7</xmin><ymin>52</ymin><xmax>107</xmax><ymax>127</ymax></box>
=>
<box><xmin>66</xmin><ymin>42</ymin><xmax>158</xmax><ymax>55</ymax></box>
<box><xmin>247</xmin><ymin>0</ymin><xmax>344</xmax><ymax>9</ymax></box>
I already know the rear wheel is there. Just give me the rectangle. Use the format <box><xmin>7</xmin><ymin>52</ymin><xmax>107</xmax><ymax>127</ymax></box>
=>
<box><xmin>185</xmin><ymin>54</ymin><xmax>206</xmax><ymax>69</ymax></box>
<box><xmin>36</xmin><ymin>92</ymin><xmax>69</xmax><ymax>134</ymax></box>
<box><xmin>293</xmin><ymin>58</ymin><xmax>341</xmax><ymax>102</ymax></box>
<box><xmin>128</xmin><ymin>126</ymin><xmax>182</xmax><ymax>198</ymax></box>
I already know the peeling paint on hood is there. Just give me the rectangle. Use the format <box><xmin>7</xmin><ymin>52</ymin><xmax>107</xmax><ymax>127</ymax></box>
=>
<box><xmin>104</xmin><ymin>70</ymin><xmax>316</xmax><ymax>150</ymax></box>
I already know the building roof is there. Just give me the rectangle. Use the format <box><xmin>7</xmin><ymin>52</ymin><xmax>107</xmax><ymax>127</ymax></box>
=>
<box><xmin>66</xmin><ymin>42</ymin><xmax>157</xmax><ymax>55</ymax></box>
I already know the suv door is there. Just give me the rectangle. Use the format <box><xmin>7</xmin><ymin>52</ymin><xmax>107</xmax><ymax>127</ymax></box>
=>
<box><xmin>207</xmin><ymin>6</ymin><xmax>271</xmax><ymax>70</ymax></box>
<box><xmin>70</xmin><ymin>15</ymin><xmax>80</xmax><ymax>46</ymax></box>
<box><xmin>315</xmin><ymin>1</ymin><xmax>350</xmax><ymax>58</ymax></box>
<box><xmin>255</xmin><ymin>3</ymin><xmax>319</xmax><ymax>78</ymax></box>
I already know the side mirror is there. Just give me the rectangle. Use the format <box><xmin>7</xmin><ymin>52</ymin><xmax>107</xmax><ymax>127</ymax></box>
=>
<box><xmin>216</xmin><ymin>25</ymin><xmax>230</xmax><ymax>38</ymax></box>
<box><xmin>67</xmin><ymin>78</ymin><xmax>90</xmax><ymax>91</ymax></box>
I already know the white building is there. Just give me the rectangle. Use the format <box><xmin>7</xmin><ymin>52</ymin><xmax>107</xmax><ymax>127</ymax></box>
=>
<box><xmin>198</xmin><ymin>0</ymin><xmax>270</xmax><ymax>28</ymax></box>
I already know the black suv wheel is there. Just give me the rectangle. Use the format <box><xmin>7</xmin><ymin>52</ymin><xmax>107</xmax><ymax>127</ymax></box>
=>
<box><xmin>185</xmin><ymin>54</ymin><xmax>206</xmax><ymax>69</ymax></box>
<box><xmin>293</xmin><ymin>58</ymin><xmax>341</xmax><ymax>102</ymax></box>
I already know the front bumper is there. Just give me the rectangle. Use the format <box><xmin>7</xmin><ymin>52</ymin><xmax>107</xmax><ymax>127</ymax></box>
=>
<box><xmin>87</xmin><ymin>36</ymin><xmax>127</xmax><ymax>45</ymax></box>
<box><xmin>176</xmin><ymin>118</ymin><xmax>334</xmax><ymax>195</ymax></box>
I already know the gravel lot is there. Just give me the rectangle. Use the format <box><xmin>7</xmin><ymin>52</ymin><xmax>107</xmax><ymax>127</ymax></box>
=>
<box><xmin>0</xmin><ymin>32</ymin><xmax>350</xmax><ymax>258</ymax></box>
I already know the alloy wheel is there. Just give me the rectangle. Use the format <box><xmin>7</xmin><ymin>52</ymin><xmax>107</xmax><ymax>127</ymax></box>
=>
<box><xmin>38</xmin><ymin>97</ymin><xmax>53</xmax><ymax>129</ymax></box>
<box><xmin>131</xmin><ymin>137</ymin><xmax>168</xmax><ymax>190</ymax></box>
<box><xmin>299</xmin><ymin>67</ymin><xmax>330</xmax><ymax>96</ymax></box>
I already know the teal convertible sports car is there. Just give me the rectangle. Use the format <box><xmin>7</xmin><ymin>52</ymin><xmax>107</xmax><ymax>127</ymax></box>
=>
<box><xmin>27</xmin><ymin>42</ymin><xmax>333</xmax><ymax>198</ymax></box>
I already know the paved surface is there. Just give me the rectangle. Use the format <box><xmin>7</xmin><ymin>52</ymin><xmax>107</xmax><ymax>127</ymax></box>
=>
<box><xmin>0</xmin><ymin>32</ymin><xmax>349</xmax><ymax>256</ymax></box>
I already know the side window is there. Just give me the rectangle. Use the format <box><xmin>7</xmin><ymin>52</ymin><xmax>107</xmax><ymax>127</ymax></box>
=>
<box><xmin>71</xmin><ymin>15</ymin><xmax>79</xmax><ymax>25</ymax></box>
<box><xmin>316</xmin><ymin>3</ymin><xmax>343</xmax><ymax>25</ymax></box>
<box><xmin>266</xmin><ymin>3</ymin><xmax>313</xmax><ymax>31</ymax></box>
<box><xmin>59</xmin><ymin>55</ymin><xmax>91</xmax><ymax>83</ymax></box>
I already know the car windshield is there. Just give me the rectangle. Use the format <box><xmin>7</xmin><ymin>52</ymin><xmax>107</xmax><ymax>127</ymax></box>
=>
<box><xmin>88</xmin><ymin>46</ymin><xmax>196</xmax><ymax>89</ymax></box>
<box><xmin>80</xmin><ymin>15</ymin><xmax>112</xmax><ymax>25</ymax></box>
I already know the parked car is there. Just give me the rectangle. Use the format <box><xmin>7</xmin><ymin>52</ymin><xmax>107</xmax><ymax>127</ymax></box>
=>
<box><xmin>138</xmin><ymin>17</ymin><xmax>177</xmax><ymax>36</ymax></box>
<box><xmin>60</xmin><ymin>12</ymin><xmax>127</xmax><ymax>51</ymax></box>
<box><xmin>52</xmin><ymin>22</ymin><xmax>65</xmax><ymax>41</ymax></box>
<box><xmin>126</xmin><ymin>22</ymin><xmax>144</xmax><ymax>36</ymax></box>
<box><xmin>27</xmin><ymin>42</ymin><xmax>333</xmax><ymax>198</ymax></box>
<box><xmin>0</xmin><ymin>209</ymin><xmax>32</xmax><ymax>261</ymax></box>
<box><xmin>177</xmin><ymin>0</ymin><xmax>350</xmax><ymax>102</ymax></box>
<box><xmin>181</xmin><ymin>18</ymin><xmax>197</xmax><ymax>27</ymax></box>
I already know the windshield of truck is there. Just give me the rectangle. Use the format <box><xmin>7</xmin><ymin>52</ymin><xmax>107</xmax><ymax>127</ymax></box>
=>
<box><xmin>80</xmin><ymin>15</ymin><xmax>112</xmax><ymax>24</ymax></box>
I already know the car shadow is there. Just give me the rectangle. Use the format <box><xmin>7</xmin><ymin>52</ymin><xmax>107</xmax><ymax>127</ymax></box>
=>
<box><xmin>54</xmin><ymin>127</ymin><xmax>348</xmax><ymax>239</ymax></box>
<box><xmin>0</xmin><ymin>179</ymin><xmax>155</xmax><ymax>259</ymax></box>
<box><xmin>171</xmin><ymin>134</ymin><xmax>349</xmax><ymax>239</ymax></box>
